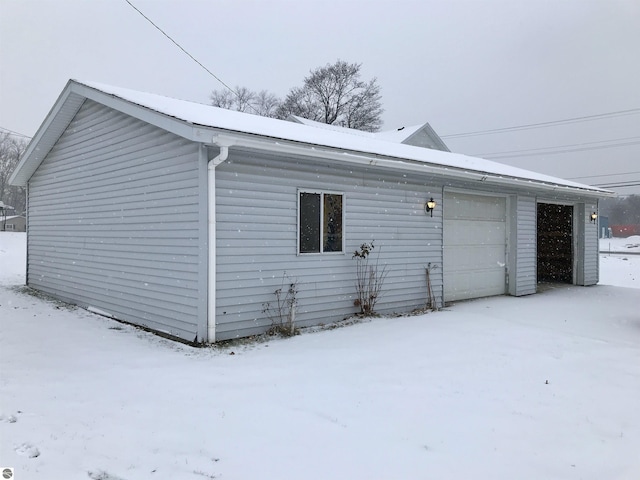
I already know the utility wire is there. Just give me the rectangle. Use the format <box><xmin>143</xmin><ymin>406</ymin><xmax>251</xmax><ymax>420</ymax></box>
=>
<box><xmin>593</xmin><ymin>181</ymin><xmax>640</xmax><ymax>188</ymax></box>
<box><xmin>568</xmin><ymin>171</ymin><xmax>640</xmax><ymax>180</ymax></box>
<box><xmin>480</xmin><ymin>140</ymin><xmax>640</xmax><ymax>159</ymax></box>
<box><xmin>0</xmin><ymin>127</ymin><xmax>31</xmax><ymax>139</ymax></box>
<box><xmin>596</xmin><ymin>180</ymin><xmax>640</xmax><ymax>186</ymax></box>
<box><xmin>123</xmin><ymin>0</ymin><xmax>252</xmax><ymax>111</ymax></box>
<box><xmin>441</xmin><ymin>108</ymin><xmax>640</xmax><ymax>138</ymax></box>
<box><xmin>474</xmin><ymin>136</ymin><xmax>640</xmax><ymax>158</ymax></box>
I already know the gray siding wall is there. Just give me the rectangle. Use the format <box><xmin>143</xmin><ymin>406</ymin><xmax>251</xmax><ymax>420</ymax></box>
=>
<box><xmin>403</xmin><ymin>131</ymin><xmax>444</xmax><ymax>151</ymax></box>
<box><xmin>27</xmin><ymin>100</ymin><xmax>205</xmax><ymax>342</ymax></box>
<box><xmin>512</xmin><ymin>195</ymin><xmax>537</xmax><ymax>295</ymax></box>
<box><xmin>215</xmin><ymin>151</ymin><xmax>443</xmax><ymax>340</ymax></box>
<box><xmin>577</xmin><ymin>202</ymin><xmax>599</xmax><ymax>285</ymax></box>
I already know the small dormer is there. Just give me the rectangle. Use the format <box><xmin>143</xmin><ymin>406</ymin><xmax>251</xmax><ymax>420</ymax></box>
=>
<box><xmin>374</xmin><ymin>123</ymin><xmax>450</xmax><ymax>152</ymax></box>
<box><xmin>287</xmin><ymin>115</ymin><xmax>450</xmax><ymax>152</ymax></box>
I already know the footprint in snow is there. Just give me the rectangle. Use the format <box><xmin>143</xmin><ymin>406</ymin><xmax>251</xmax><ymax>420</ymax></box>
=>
<box><xmin>87</xmin><ymin>470</ymin><xmax>128</xmax><ymax>480</ymax></box>
<box><xmin>0</xmin><ymin>414</ymin><xmax>18</xmax><ymax>423</ymax></box>
<box><xmin>15</xmin><ymin>442</ymin><xmax>40</xmax><ymax>458</ymax></box>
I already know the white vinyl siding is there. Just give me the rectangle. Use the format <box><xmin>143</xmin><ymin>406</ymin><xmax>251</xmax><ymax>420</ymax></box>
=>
<box><xmin>215</xmin><ymin>151</ymin><xmax>443</xmax><ymax>341</ymax></box>
<box><xmin>512</xmin><ymin>195</ymin><xmax>537</xmax><ymax>295</ymax></box>
<box><xmin>27</xmin><ymin>100</ymin><xmax>204</xmax><ymax>342</ymax></box>
<box><xmin>577</xmin><ymin>202</ymin><xmax>599</xmax><ymax>286</ymax></box>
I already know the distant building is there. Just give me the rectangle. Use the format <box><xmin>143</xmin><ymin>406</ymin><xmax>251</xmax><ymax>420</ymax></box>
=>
<box><xmin>0</xmin><ymin>201</ymin><xmax>17</xmax><ymax>231</ymax></box>
<box><xmin>611</xmin><ymin>225</ymin><xmax>640</xmax><ymax>237</ymax></box>
<box><xmin>2</xmin><ymin>215</ymin><xmax>26</xmax><ymax>232</ymax></box>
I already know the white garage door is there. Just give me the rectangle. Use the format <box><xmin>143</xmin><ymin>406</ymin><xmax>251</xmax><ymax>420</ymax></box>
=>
<box><xmin>444</xmin><ymin>192</ymin><xmax>507</xmax><ymax>302</ymax></box>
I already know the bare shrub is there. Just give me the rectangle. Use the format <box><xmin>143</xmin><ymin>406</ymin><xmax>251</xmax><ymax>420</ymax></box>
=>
<box><xmin>353</xmin><ymin>241</ymin><xmax>388</xmax><ymax>315</ymax></box>
<box><xmin>262</xmin><ymin>273</ymin><xmax>299</xmax><ymax>337</ymax></box>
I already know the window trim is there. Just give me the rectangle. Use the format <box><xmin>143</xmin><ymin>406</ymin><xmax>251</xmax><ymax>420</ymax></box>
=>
<box><xmin>297</xmin><ymin>189</ymin><xmax>345</xmax><ymax>255</ymax></box>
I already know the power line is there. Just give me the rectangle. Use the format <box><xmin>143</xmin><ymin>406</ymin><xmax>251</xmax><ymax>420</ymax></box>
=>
<box><xmin>0</xmin><ymin>127</ymin><xmax>31</xmax><ymax>139</ymax></box>
<box><xmin>123</xmin><ymin>0</ymin><xmax>250</xmax><ymax>111</ymax></box>
<box><xmin>474</xmin><ymin>136</ymin><xmax>640</xmax><ymax>159</ymax></box>
<box><xmin>441</xmin><ymin>108</ymin><xmax>640</xmax><ymax>139</ymax></box>
<box><xmin>568</xmin><ymin>171</ymin><xmax>640</xmax><ymax>180</ymax></box>
<box><xmin>480</xmin><ymin>140</ymin><xmax>640</xmax><ymax>159</ymax></box>
<box><xmin>593</xmin><ymin>181</ymin><xmax>640</xmax><ymax>188</ymax></box>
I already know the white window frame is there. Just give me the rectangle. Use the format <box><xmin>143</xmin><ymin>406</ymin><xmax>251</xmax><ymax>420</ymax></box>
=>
<box><xmin>297</xmin><ymin>189</ymin><xmax>345</xmax><ymax>255</ymax></box>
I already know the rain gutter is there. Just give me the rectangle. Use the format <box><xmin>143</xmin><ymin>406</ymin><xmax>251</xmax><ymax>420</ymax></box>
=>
<box><xmin>200</xmin><ymin>131</ymin><xmax>613</xmax><ymax>199</ymax></box>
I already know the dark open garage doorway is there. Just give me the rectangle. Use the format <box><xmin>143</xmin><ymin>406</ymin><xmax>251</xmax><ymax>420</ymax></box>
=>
<box><xmin>537</xmin><ymin>203</ymin><xmax>573</xmax><ymax>283</ymax></box>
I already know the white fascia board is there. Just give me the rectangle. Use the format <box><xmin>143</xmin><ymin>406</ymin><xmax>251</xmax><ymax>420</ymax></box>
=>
<box><xmin>9</xmin><ymin>80</ymin><xmax>197</xmax><ymax>186</ymax></box>
<box><xmin>71</xmin><ymin>82</ymin><xmax>195</xmax><ymax>140</ymax></box>
<box><xmin>9</xmin><ymin>82</ymin><xmax>80</xmax><ymax>186</ymax></box>
<box><xmin>199</xmin><ymin>129</ymin><xmax>614</xmax><ymax>199</ymax></box>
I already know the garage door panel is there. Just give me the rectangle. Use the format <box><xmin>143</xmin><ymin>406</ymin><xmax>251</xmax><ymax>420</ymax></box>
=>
<box><xmin>444</xmin><ymin>220</ymin><xmax>505</xmax><ymax>245</ymax></box>
<box><xmin>444</xmin><ymin>270</ymin><xmax>506</xmax><ymax>302</ymax></box>
<box><xmin>444</xmin><ymin>192</ymin><xmax>507</xmax><ymax>302</ymax></box>
<box><xmin>445</xmin><ymin>195</ymin><xmax>506</xmax><ymax>221</ymax></box>
<box><xmin>445</xmin><ymin>245</ymin><xmax>506</xmax><ymax>270</ymax></box>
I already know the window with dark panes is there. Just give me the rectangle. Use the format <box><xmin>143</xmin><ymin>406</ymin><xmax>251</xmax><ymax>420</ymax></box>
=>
<box><xmin>299</xmin><ymin>191</ymin><xmax>343</xmax><ymax>254</ymax></box>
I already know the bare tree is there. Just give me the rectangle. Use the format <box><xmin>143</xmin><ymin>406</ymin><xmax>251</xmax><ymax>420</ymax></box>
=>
<box><xmin>602</xmin><ymin>195</ymin><xmax>640</xmax><ymax>225</ymax></box>
<box><xmin>342</xmin><ymin>78</ymin><xmax>384</xmax><ymax>131</ymax></box>
<box><xmin>276</xmin><ymin>86</ymin><xmax>322</xmax><ymax>123</ymax></box>
<box><xmin>0</xmin><ymin>132</ymin><xmax>27</xmax><ymax>214</ymax></box>
<box><xmin>234</xmin><ymin>86</ymin><xmax>256</xmax><ymax>113</ymax></box>
<box><xmin>210</xmin><ymin>85</ymin><xmax>281</xmax><ymax>118</ymax></box>
<box><xmin>210</xmin><ymin>89</ymin><xmax>236</xmax><ymax>110</ymax></box>
<box><xmin>253</xmin><ymin>90</ymin><xmax>281</xmax><ymax>118</ymax></box>
<box><xmin>209</xmin><ymin>60</ymin><xmax>384</xmax><ymax>131</ymax></box>
<box><xmin>276</xmin><ymin>60</ymin><xmax>383</xmax><ymax>132</ymax></box>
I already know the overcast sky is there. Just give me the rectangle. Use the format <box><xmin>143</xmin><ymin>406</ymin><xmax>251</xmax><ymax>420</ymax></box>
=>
<box><xmin>1</xmin><ymin>0</ymin><xmax>638</xmax><ymax>194</ymax></box>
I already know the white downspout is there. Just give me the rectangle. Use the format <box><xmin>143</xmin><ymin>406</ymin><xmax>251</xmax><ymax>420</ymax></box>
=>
<box><xmin>208</xmin><ymin>144</ymin><xmax>229</xmax><ymax>342</ymax></box>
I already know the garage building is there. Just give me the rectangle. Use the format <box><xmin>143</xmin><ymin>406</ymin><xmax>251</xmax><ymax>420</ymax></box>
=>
<box><xmin>9</xmin><ymin>80</ymin><xmax>612</xmax><ymax>342</ymax></box>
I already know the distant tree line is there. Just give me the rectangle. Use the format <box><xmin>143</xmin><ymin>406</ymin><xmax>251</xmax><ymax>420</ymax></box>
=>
<box><xmin>210</xmin><ymin>60</ymin><xmax>383</xmax><ymax>132</ymax></box>
<box><xmin>600</xmin><ymin>195</ymin><xmax>640</xmax><ymax>225</ymax></box>
<box><xmin>0</xmin><ymin>132</ymin><xmax>27</xmax><ymax>215</ymax></box>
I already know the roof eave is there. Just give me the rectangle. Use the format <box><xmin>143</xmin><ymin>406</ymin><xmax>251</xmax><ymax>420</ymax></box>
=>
<box><xmin>9</xmin><ymin>80</ymin><xmax>81</xmax><ymax>186</ymax></box>
<box><xmin>199</xmin><ymin>129</ymin><xmax>614</xmax><ymax>199</ymax></box>
<box><xmin>9</xmin><ymin>80</ymin><xmax>197</xmax><ymax>186</ymax></box>
<box><xmin>11</xmin><ymin>81</ymin><xmax>613</xmax><ymax>200</ymax></box>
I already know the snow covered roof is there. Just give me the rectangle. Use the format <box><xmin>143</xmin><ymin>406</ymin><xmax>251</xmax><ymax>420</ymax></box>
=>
<box><xmin>287</xmin><ymin>115</ymin><xmax>449</xmax><ymax>151</ymax></box>
<box><xmin>374</xmin><ymin>124</ymin><xmax>424</xmax><ymax>142</ymax></box>
<box><xmin>10</xmin><ymin>79</ymin><xmax>613</xmax><ymax>197</ymax></box>
<box><xmin>286</xmin><ymin>115</ymin><xmax>378</xmax><ymax>139</ymax></box>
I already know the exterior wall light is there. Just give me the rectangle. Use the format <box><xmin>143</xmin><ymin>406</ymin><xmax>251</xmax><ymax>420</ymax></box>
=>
<box><xmin>425</xmin><ymin>198</ymin><xmax>437</xmax><ymax>217</ymax></box>
<box><xmin>590</xmin><ymin>212</ymin><xmax>598</xmax><ymax>223</ymax></box>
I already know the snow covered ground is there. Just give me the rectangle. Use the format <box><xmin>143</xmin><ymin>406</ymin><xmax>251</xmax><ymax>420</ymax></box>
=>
<box><xmin>600</xmin><ymin>235</ymin><xmax>640</xmax><ymax>254</ymax></box>
<box><xmin>1</xmin><ymin>232</ymin><xmax>639</xmax><ymax>480</ymax></box>
<box><xmin>599</xmin><ymin>235</ymin><xmax>640</xmax><ymax>289</ymax></box>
